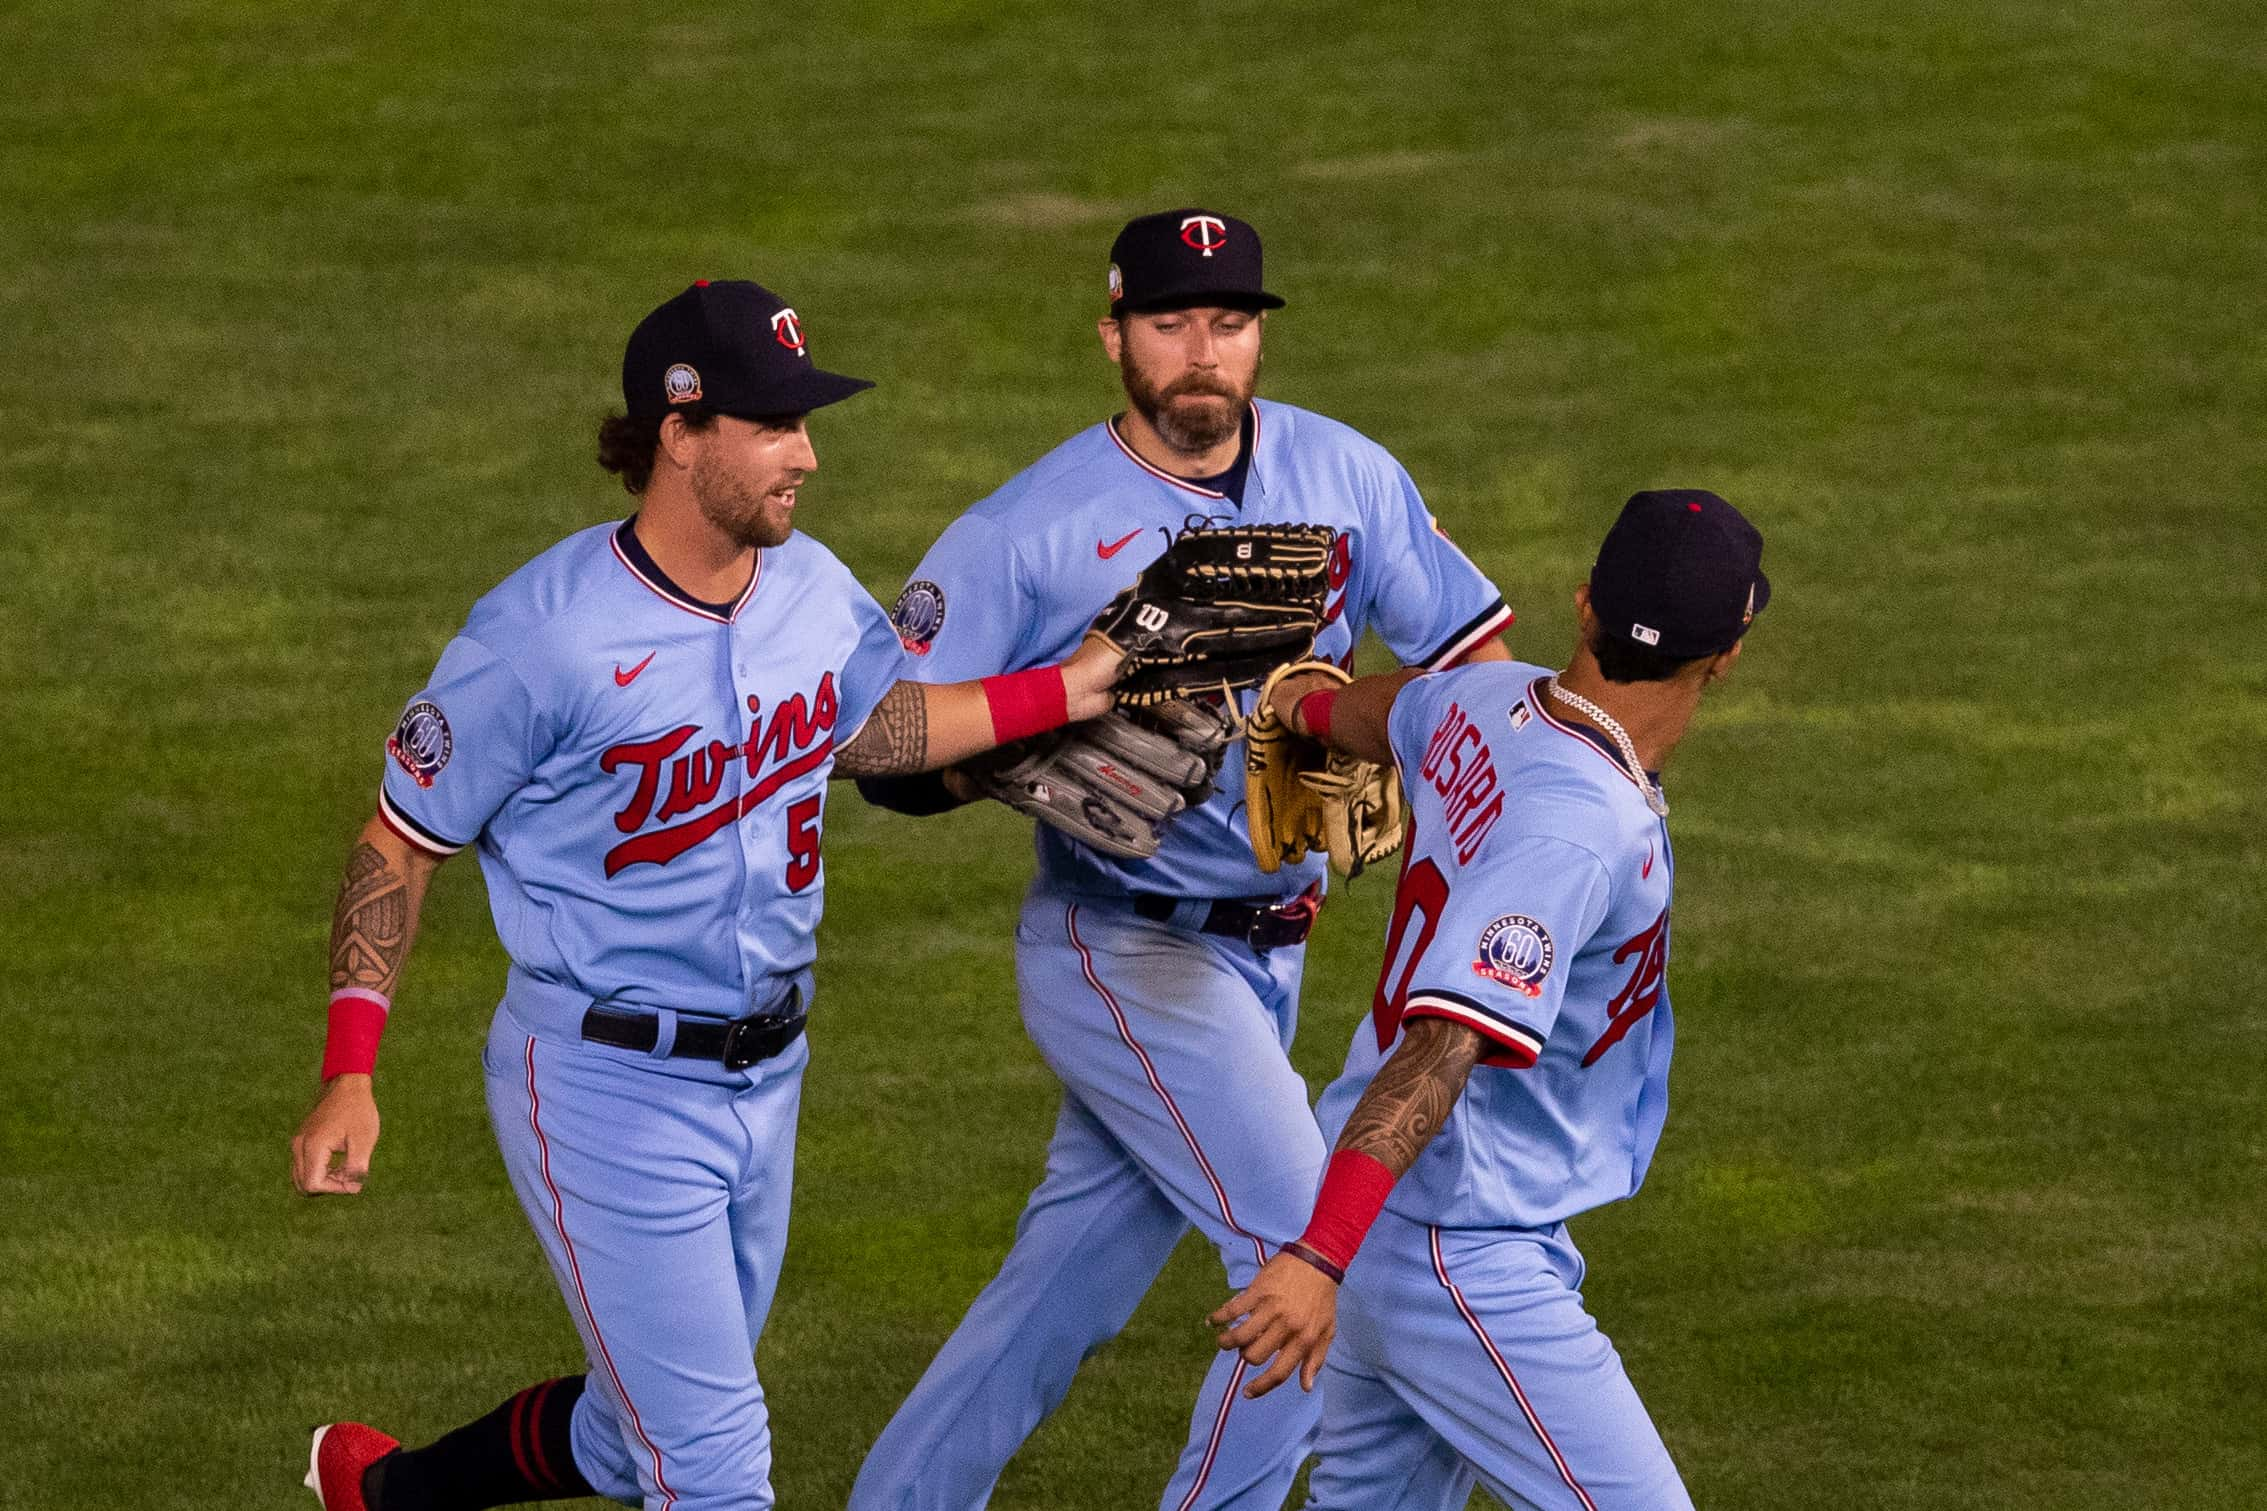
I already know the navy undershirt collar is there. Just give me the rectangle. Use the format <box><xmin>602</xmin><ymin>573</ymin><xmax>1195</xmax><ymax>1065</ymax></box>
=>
<box><xmin>617</xmin><ymin>515</ymin><xmax>745</xmax><ymax>617</ymax></box>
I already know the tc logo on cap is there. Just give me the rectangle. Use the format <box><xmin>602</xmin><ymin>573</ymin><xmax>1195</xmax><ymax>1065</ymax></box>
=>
<box><xmin>663</xmin><ymin>363</ymin><xmax>702</xmax><ymax>404</ymax></box>
<box><xmin>1107</xmin><ymin>263</ymin><xmax>1124</xmax><ymax>301</ymax></box>
<box><xmin>771</xmin><ymin>308</ymin><xmax>806</xmax><ymax>355</ymax></box>
<box><xmin>1179</xmin><ymin>214</ymin><xmax>1227</xmax><ymax>257</ymax></box>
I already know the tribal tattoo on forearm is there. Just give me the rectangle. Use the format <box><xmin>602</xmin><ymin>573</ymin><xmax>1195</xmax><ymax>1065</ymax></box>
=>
<box><xmin>833</xmin><ymin>681</ymin><xmax>931</xmax><ymax>777</ymax></box>
<box><xmin>328</xmin><ymin>842</ymin><xmax>411</xmax><ymax>995</ymax></box>
<box><xmin>1333</xmin><ymin>1017</ymin><xmax>1488</xmax><ymax>1176</ymax></box>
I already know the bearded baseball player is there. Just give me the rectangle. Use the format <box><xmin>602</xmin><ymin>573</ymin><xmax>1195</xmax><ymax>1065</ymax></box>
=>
<box><xmin>289</xmin><ymin>279</ymin><xmax>1136</xmax><ymax>1511</ymax></box>
<box><xmin>1209</xmin><ymin>490</ymin><xmax>1770</xmax><ymax>1509</ymax></box>
<box><xmin>850</xmin><ymin>209</ymin><xmax>1515</xmax><ymax>1511</ymax></box>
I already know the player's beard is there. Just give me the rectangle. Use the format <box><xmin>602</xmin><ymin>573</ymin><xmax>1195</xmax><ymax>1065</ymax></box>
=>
<box><xmin>1120</xmin><ymin>353</ymin><xmax>1256</xmax><ymax>458</ymax></box>
<box><xmin>692</xmin><ymin>451</ymin><xmax>799</xmax><ymax>550</ymax></box>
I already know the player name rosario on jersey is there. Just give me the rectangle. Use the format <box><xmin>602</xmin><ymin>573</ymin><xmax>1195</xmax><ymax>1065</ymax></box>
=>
<box><xmin>890</xmin><ymin>397</ymin><xmax>1513</xmax><ymax>901</ymax></box>
<box><xmin>376</xmin><ymin>517</ymin><xmax>908</xmax><ymax>1019</ymax></box>
<box><xmin>1316</xmin><ymin>659</ymin><xmax>1678</xmax><ymax>1232</ymax></box>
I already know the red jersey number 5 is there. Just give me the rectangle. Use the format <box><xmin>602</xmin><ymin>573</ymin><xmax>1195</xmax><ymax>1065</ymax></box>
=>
<box><xmin>785</xmin><ymin>796</ymin><xmax>822</xmax><ymax>893</ymax></box>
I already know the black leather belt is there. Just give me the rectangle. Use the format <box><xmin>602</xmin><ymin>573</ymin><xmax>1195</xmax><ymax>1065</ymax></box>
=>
<box><xmin>581</xmin><ymin>988</ymin><xmax>807</xmax><ymax>1071</ymax></box>
<box><xmin>1132</xmin><ymin>886</ymin><xmax>1322</xmax><ymax>952</ymax></box>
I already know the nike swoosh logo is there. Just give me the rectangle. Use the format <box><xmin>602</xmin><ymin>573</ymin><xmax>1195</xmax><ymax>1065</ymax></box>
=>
<box><xmin>1097</xmin><ymin>529</ymin><xmax>1143</xmax><ymax>560</ymax></box>
<box><xmin>614</xmin><ymin>651</ymin><xmax>657</xmax><ymax>687</ymax></box>
<box><xmin>1642</xmin><ymin>845</ymin><xmax>1655</xmax><ymax>879</ymax></box>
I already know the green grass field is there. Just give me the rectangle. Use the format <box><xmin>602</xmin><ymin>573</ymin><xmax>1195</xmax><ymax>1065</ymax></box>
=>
<box><xmin>4</xmin><ymin>2</ymin><xmax>2263</xmax><ymax>1506</ymax></box>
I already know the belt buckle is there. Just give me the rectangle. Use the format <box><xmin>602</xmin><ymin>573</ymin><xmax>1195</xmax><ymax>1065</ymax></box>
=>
<box><xmin>721</xmin><ymin>989</ymin><xmax>806</xmax><ymax>1070</ymax></box>
<box><xmin>721</xmin><ymin>1011</ymin><xmax>787</xmax><ymax>1070</ymax></box>
<box><xmin>1244</xmin><ymin>886</ymin><xmax>1322</xmax><ymax>952</ymax></box>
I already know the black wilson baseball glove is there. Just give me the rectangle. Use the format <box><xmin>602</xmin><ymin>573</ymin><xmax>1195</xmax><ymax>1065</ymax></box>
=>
<box><xmin>962</xmin><ymin>697</ymin><xmax>1239</xmax><ymax>860</ymax></box>
<box><xmin>1094</xmin><ymin>524</ymin><xmax>1333</xmax><ymax>708</ymax></box>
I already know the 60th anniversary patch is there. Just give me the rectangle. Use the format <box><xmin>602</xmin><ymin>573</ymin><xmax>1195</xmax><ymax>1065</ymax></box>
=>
<box><xmin>1474</xmin><ymin>913</ymin><xmax>1554</xmax><ymax>997</ymax></box>
<box><xmin>893</xmin><ymin>580</ymin><xmax>946</xmax><ymax>655</ymax></box>
<box><xmin>387</xmin><ymin>700</ymin><xmax>453</xmax><ymax>788</ymax></box>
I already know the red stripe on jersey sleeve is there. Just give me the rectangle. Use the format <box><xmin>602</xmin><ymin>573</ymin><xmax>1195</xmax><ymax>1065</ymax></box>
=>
<box><xmin>376</xmin><ymin>789</ymin><xmax>464</xmax><ymax>856</ymax></box>
<box><xmin>1402</xmin><ymin>992</ymin><xmax>1542</xmax><ymax>1068</ymax></box>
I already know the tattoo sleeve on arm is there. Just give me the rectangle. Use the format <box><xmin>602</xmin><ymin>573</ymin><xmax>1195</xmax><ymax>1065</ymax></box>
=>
<box><xmin>328</xmin><ymin>842</ymin><xmax>412</xmax><ymax>996</ymax></box>
<box><xmin>832</xmin><ymin>681</ymin><xmax>930</xmax><ymax>778</ymax></box>
<box><xmin>1333</xmin><ymin>1017</ymin><xmax>1488</xmax><ymax>1177</ymax></box>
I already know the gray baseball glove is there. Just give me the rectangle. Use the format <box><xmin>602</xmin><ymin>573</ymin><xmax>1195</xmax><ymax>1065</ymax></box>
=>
<box><xmin>963</xmin><ymin>697</ymin><xmax>1238</xmax><ymax>859</ymax></box>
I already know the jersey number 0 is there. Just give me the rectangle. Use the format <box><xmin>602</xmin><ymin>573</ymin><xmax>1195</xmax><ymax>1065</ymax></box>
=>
<box><xmin>1370</xmin><ymin>856</ymin><xmax>1450</xmax><ymax>1049</ymax></box>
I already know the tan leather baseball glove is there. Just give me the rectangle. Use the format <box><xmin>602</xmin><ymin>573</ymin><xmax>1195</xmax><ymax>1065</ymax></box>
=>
<box><xmin>1243</xmin><ymin>660</ymin><xmax>1405</xmax><ymax>878</ymax></box>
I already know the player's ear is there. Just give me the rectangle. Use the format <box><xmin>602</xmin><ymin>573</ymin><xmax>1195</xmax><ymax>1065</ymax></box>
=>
<box><xmin>1705</xmin><ymin>640</ymin><xmax>1744</xmax><ymax>684</ymax></box>
<box><xmin>655</xmin><ymin>412</ymin><xmax>706</xmax><ymax>473</ymax></box>
<box><xmin>1573</xmin><ymin>582</ymin><xmax>1596</xmax><ymax>637</ymax></box>
<box><xmin>1097</xmin><ymin>316</ymin><xmax>1125</xmax><ymax>363</ymax></box>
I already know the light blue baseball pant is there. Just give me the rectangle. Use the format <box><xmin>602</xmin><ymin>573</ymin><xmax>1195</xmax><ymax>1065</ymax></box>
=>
<box><xmin>1304</xmin><ymin>1211</ymin><xmax>1692</xmax><ymax>1511</ymax></box>
<box><xmin>483</xmin><ymin>991</ymin><xmax>806</xmax><ymax>1511</ymax></box>
<box><xmin>850</xmin><ymin>888</ymin><xmax>1329</xmax><ymax>1511</ymax></box>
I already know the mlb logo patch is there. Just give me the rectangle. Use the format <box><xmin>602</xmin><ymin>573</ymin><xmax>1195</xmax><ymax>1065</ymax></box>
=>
<box><xmin>1630</xmin><ymin>623</ymin><xmax>1661</xmax><ymax>646</ymax></box>
<box><xmin>1508</xmin><ymin>699</ymin><xmax>1531</xmax><ymax>732</ymax></box>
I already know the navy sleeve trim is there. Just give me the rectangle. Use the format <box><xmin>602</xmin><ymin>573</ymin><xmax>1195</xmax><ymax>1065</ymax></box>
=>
<box><xmin>1419</xmin><ymin>600</ymin><xmax>1515</xmax><ymax>671</ymax></box>
<box><xmin>1403</xmin><ymin>989</ymin><xmax>1544</xmax><ymax>1067</ymax></box>
<box><xmin>377</xmin><ymin>787</ymin><xmax>468</xmax><ymax>857</ymax></box>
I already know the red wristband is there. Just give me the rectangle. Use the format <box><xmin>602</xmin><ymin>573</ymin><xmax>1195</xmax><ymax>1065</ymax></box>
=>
<box><xmin>1294</xmin><ymin>687</ymin><xmax>1340</xmax><ymax>742</ymax></box>
<box><xmin>980</xmin><ymin>665</ymin><xmax>1071</xmax><ymax>745</ymax></box>
<box><xmin>1297</xmin><ymin>1149</ymin><xmax>1398</xmax><ymax>1273</ymax></box>
<box><xmin>322</xmin><ymin>989</ymin><xmax>391</xmax><ymax>1081</ymax></box>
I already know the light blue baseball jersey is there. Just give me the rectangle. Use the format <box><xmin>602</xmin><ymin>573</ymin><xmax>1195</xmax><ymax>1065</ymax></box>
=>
<box><xmin>377</xmin><ymin>516</ymin><xmax>908</xmax><ymax>1020</ymax></box>
<box><xmin>1315</xmin><ymin>659</ymin><xmax>1677</xmax><ymax>1231</ymax></box>
<box><xmin>888</xmin><ymin>398</ymin><xmax>1511</xmax><ymax>901</ymax></box>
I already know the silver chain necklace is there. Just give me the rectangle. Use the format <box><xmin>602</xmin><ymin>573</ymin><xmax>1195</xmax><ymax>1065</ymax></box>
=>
<box><xmin>1545</xmin><ymin>678</ymin><xmax>1667</xmax><ymax>817</ymax></box>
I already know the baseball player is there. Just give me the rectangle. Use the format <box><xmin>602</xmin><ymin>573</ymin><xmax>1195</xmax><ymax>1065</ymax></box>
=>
<box><xmin>850</xmin><ymin>209</ymin><xmax>1516</xmax><ymax>1511</ymax></box>
<box><xmin>290</xmin><ymin>279</ymin><xmax>1130</xmax><ymax>1511</ymax></box>
<box><xmin>1209</xmin><ymin>490</ymin><xmax>1770</xmax><ymax>1509</ymax></box>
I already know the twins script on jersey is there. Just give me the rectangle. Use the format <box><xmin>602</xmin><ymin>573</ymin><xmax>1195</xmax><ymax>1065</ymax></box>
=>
<box><xmin>377</xmin><ymin>518</ymin><xmax>909</xmax><ymax>1019</ymax></box>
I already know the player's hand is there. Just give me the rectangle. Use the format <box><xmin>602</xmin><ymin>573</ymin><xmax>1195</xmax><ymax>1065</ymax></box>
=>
<box><xmin>1061</xmin><ymin>630</ymin><xmax>1129</xmax><ymax>721</ymax></box>
<box><xmin>292</xmin><ymin>1074</ymin><xmax>380</xmax><ymax>1195</ymax></box>
<box><xmin>1268</xmin><ymin>668</ymin><xmax>1337</xmax><ymax>737</ymax></box>
<box><xmin>1208</xmin><ymin>1250</ymin><xmax>1340</xmax><ymax>1399</ymax></box>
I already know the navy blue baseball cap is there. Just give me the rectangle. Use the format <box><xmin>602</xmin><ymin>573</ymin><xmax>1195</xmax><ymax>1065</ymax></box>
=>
<box><xmin>1107</xmin><ymin>208</ymin><xmax>1285</xmax><ymax>316</ymax></box>
<box><xmin>622</xmin><ymin>280</ymin><xmax>873</xmax><ymax>420</ymax></box>
<box><xmin>1588</xmin><ymin>489</ymin><xmax>1771</xmax><ymax>658</ymax></box>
